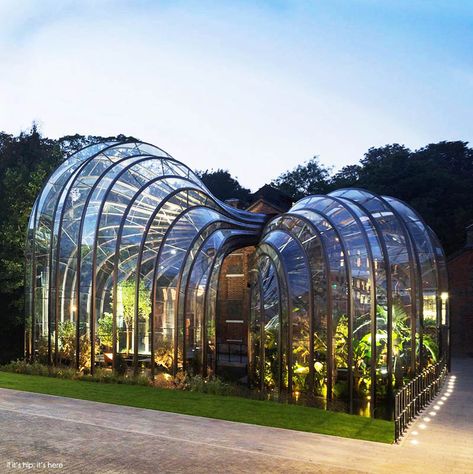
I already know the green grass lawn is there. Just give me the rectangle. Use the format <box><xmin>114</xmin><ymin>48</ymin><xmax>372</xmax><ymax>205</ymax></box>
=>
<box><xmin>0</xmin><ymin>371</ymin><xmax>393</xmax><ymax>443</ymax></box>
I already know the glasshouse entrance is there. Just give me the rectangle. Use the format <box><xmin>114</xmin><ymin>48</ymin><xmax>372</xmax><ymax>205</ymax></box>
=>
<box><xmin>25</xmin><ymin>140</ymin><xmax>449</xmax><ymax>417</ymax></box>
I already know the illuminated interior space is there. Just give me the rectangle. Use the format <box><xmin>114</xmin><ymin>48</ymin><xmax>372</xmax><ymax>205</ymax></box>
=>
<box><xmin>25</xmin><ymin>140</ymin><xmax>449</xmax><ymax>417</ymax></box>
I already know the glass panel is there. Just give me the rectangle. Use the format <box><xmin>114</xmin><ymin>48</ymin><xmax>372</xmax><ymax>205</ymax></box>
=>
<box><xmin>385</xmin><ymin>197</ymin><xmax>440</xmax><ymax>367</ymax></box>
<box><xmin>249</xmin><ymin>265</ymin><xmax>263</xmax><ymax>388</ymax></box>
<box><xmin>331</xmin><ymin>190</ymin><xmax>416</xmax><ymax>388</ymax></box>
<box><xmin>265</xmin><ymin>215</ymin><xmax>328</xmax><ymax>397</ymax></box>
<box><xmin>291</xmin><ymin>209</ymin><xmax>349</xmax><ymax>401</ymax></box>
<box><xmin>260</xmin><ymin>256</ymin><xmax>280</xmax><ymax>392</ymax></box>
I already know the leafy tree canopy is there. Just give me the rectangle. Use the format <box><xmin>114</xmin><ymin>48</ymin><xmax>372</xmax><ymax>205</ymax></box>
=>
<box><xmin>329</xmin><ymin>141</ymin><xmax>473</xmax><ymax>254</ymax></box>
<box><xmin>58</xmin><ymin>133</ymin><xmax>139</xmax><ymax>156</ymax></box>
<box><xmin>271</xmin><ymin>156</ymin><xmax>331</xmax><ymax>201</ymax></box>
<box><xmin>0</xmin><ymin>126</ymin><xmax>136</xmax><ymax>362</ymax></box>
<box><xmin>196</xmin><ymin>169</ymin><xmax>251</xmax><ymax>203</ymax></box>
<box><xmin>273</xmin><ymin>141</ymin><xmax>473</xmax><ymax>255</ymax></box>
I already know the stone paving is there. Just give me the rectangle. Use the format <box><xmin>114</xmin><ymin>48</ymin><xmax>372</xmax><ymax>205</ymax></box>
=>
<box><xmin>0</xmin><ymin>358</ymin><xmax>472</xmax><ymax>473</ymax></box>
<box><xmin>399</xmin><ymin>357</ymin><xmax>473</xmax><ymax>471</ymax></box>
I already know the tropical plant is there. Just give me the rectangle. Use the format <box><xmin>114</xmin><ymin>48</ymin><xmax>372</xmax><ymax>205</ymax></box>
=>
<box><xmin>119</xmin><ymin>280</ymin><xmax>151</xmax><ymax>356</ymax></box>
<box><xmin>56</xmin><ymin>320</ymin><xmax>91</xmax><ymax>370</ymax></box>
<box><xmin>263</xmin><ymin>314</ymin><xmax>279</xmax><ymax>389</ymax></box>
<box><xmin>422</xmin><ymin>316</ymin><xmax>439</xmax><ymax>365</ymax></box>
<box><xmin>334</xmin><ymin>314</ymin><xmax>371</xmax><ymax>398</ymax></box>
<box><xmin>97</xmin><ymin>312</ymin><xmax>114</xmax><ymax>349</ymax></box>
<box><xmin>58</xmin><ymin>320</ymin><xmax>76</xmax><ymax>363</ymax></box>
<box><xmin>263</xmin><ymin>313</ymin><xmax>327</xmax><ymax>396</ymax></box>
<box><xmin>154</xmin><ymin>342</ymin><xmax>175</xmax><ymax>372</ymax></box>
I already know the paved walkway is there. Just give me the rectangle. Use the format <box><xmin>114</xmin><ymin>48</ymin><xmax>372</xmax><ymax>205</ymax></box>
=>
<box><xmin>400</xmin><ymin>357</ymin><xmax>473</xmax><ymax>470</ymax></box>
<box><xmin>0</xmin><ymin>358</ymin><xmax>472</xmax><ymax>473</ymax></box>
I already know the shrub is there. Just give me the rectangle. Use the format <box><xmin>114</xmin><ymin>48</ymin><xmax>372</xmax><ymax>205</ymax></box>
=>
<box><xmin>186</xmin><ymin>374</ymin><xmax>234</xmax><ymax>395</ymax></box>
<box><xmin>152</xmin><ymin>372</ymin><xmax>175</xmax><ymax>389</ymax></box>
<box><xmin>1</xmin><ymin>360</ymin><xmax>50</xmax><ymax>376</ymax></box>
<box><xmin>0</xmin><ymin>360</ymin><xmax>237</xmax><ymax>396</ymax></box>
<box><xmin>115</xmin><ymin>353</ymin><xmax>128</xmax><ymax>376</ymax></box>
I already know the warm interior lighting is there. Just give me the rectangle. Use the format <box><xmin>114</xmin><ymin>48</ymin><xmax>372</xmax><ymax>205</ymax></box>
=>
<box><xmin>419</xmin><ymin>423</ymin><xmax>427</xmax><ymax>429</ymax></box>
<box><xmin>25</xmin><ymin>139</ymin><xmax>452</xmax><ymax>422</ymax></box>
<box><xmin>440</xmin><ymin>292</ymin><xmax>449</xmax><ymax>324</ymax></box>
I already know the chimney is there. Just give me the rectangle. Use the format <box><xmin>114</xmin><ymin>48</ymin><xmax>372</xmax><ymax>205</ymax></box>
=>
<box><xmin>224</xmin><ymin>198</ymin><xmax>242</xmax><ymax>209</ymax></box>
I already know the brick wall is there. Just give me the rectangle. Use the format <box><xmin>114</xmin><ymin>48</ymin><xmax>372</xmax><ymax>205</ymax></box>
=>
<box><xmin>448</xmin><ymin>249</ymin><xmax>473</xmax><ymax>356</ymax></box>
<box><xmin>216</xmin><ymin>247</ymin><xmax>255</xmax><ymax>345</ymax></box>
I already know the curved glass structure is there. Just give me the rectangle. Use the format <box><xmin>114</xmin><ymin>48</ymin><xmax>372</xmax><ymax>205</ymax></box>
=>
<box><xmin>25</xmin><ymin>141</ymin><xmax>267</xmax><ymax>376</ymax></box>
<box><xmin>249</xmin><ymin>189</ymin><xmax>449</xmax><ymax>416</ymax></box>
<box><xmin>25</xmin><ymin>141</ymin><xmax>449</xmax><ymax>417</ymax></box>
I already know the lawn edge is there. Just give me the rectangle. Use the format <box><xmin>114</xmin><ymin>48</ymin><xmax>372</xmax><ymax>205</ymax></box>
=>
<box><xmin>0</xmin><ymin>372</ymin><xmax>394</xmax><ymax>444</ymax></box>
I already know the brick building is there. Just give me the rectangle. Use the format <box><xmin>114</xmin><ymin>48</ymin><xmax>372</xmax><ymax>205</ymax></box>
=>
<box><xmin>215</xmin><ymin>186</ymin><xmax>292</xmax><ymax>378</ymax></box>
<box><xmin>448</xmin><ymin>224</ymin><xmax>473</xmax><ymax>357</ymax></box>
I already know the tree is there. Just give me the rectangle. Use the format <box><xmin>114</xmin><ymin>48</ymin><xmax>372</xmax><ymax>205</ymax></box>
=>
<box><xmin>97</xmin><ymin>313</ymin><xmax>114</xmax><ymax>349</ymax></box>
<box><xmin>330</xmin><ymin>164</ymin><xmax>361</xmax><ymax>188</ymax></box>
<box><xmin>0</xmin><ymin>126</ymin><xmax>63</xmax><ymax>363</ymax></box>
<box><xmin>119</xmin><ymin>280</ymin><xmax>151</xmax><ymax>356</ymax></box>
<box><xmin>360</xmin><ymin>144</ymin><xmax>412</xmax><ymax>192</ymax></box>
<box><xmin>196</xmin><ymin>169</ymin><xmax>251</xmax><ymax>203</ymax></box>
<box><xmin>0</xmin><ymin>126</ymin><xmax>140</xmax><ymax>363</ymax></box>
<box><xmin>58</xmin><ymin>133</ymin><xmax>139</xmax><ymax>156</ymax></box>
<box><xmin>330</xmin><ymin>141</ymin><xmax>473</xmax><ymax>254</ymax></box>
<box><xmin>271</xmin><ymin>156</ymin><xmax>331</xmax><ymax>201</ymax></box>
<box><xmin>273</xmin><ymin>141</ymin><xmax>473</xmax><ymax>254</ymax></box>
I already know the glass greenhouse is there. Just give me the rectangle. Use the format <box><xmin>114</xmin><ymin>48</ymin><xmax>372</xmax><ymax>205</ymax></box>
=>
<box><xmin>25</xmin><ymin>140</ymin><xmax>449</xmax><ymax>417</ymax></box>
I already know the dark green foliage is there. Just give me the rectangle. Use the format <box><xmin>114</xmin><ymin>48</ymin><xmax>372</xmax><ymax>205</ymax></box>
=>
<box><xmin>275</xmin><ymin>141</ymin><xmax>473</xmax><ymax>255</ymax></box>
<box><xmin>196</xmin><ymin>169</ymin><xmax>251</xmax><ymax>203</ymax></box>
<box><xmin>331</xmin><ymin>141</ymin><xmax>473</xmax><ymax>254</ymax></box>
<box><xmin>0</xmin><ymin>126</ymin><xmax>137</xmax><ymax>363</ymax></box>
<box><xmin>58</xmin><ymin>133</ymin><xmax>139</xmax><ymax>156</ymax></box>
<box><xmin>0</xmin><ymin>126</ymin><xmax>63</xmax><ymax>362</ymax></box>
<box><xmin>271</xmin><ymin>156</ymin><xmax>331</xmax><ymax>201</ymax></box>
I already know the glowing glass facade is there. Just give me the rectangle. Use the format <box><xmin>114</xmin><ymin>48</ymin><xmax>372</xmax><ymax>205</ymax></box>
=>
<box><xmin>25</xmin><ymin>141</ymin><xmax>449</xmax><ymax>416</ymax></box>
<box><xmin>249</xmin><ymin>190</ymin><xmax>449</xmax><ymax>415</ymax></box>
<box><xmin>25</xmin><ymin>141</ymin><xmax>266</xmax><ymax>376</ymax></box>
